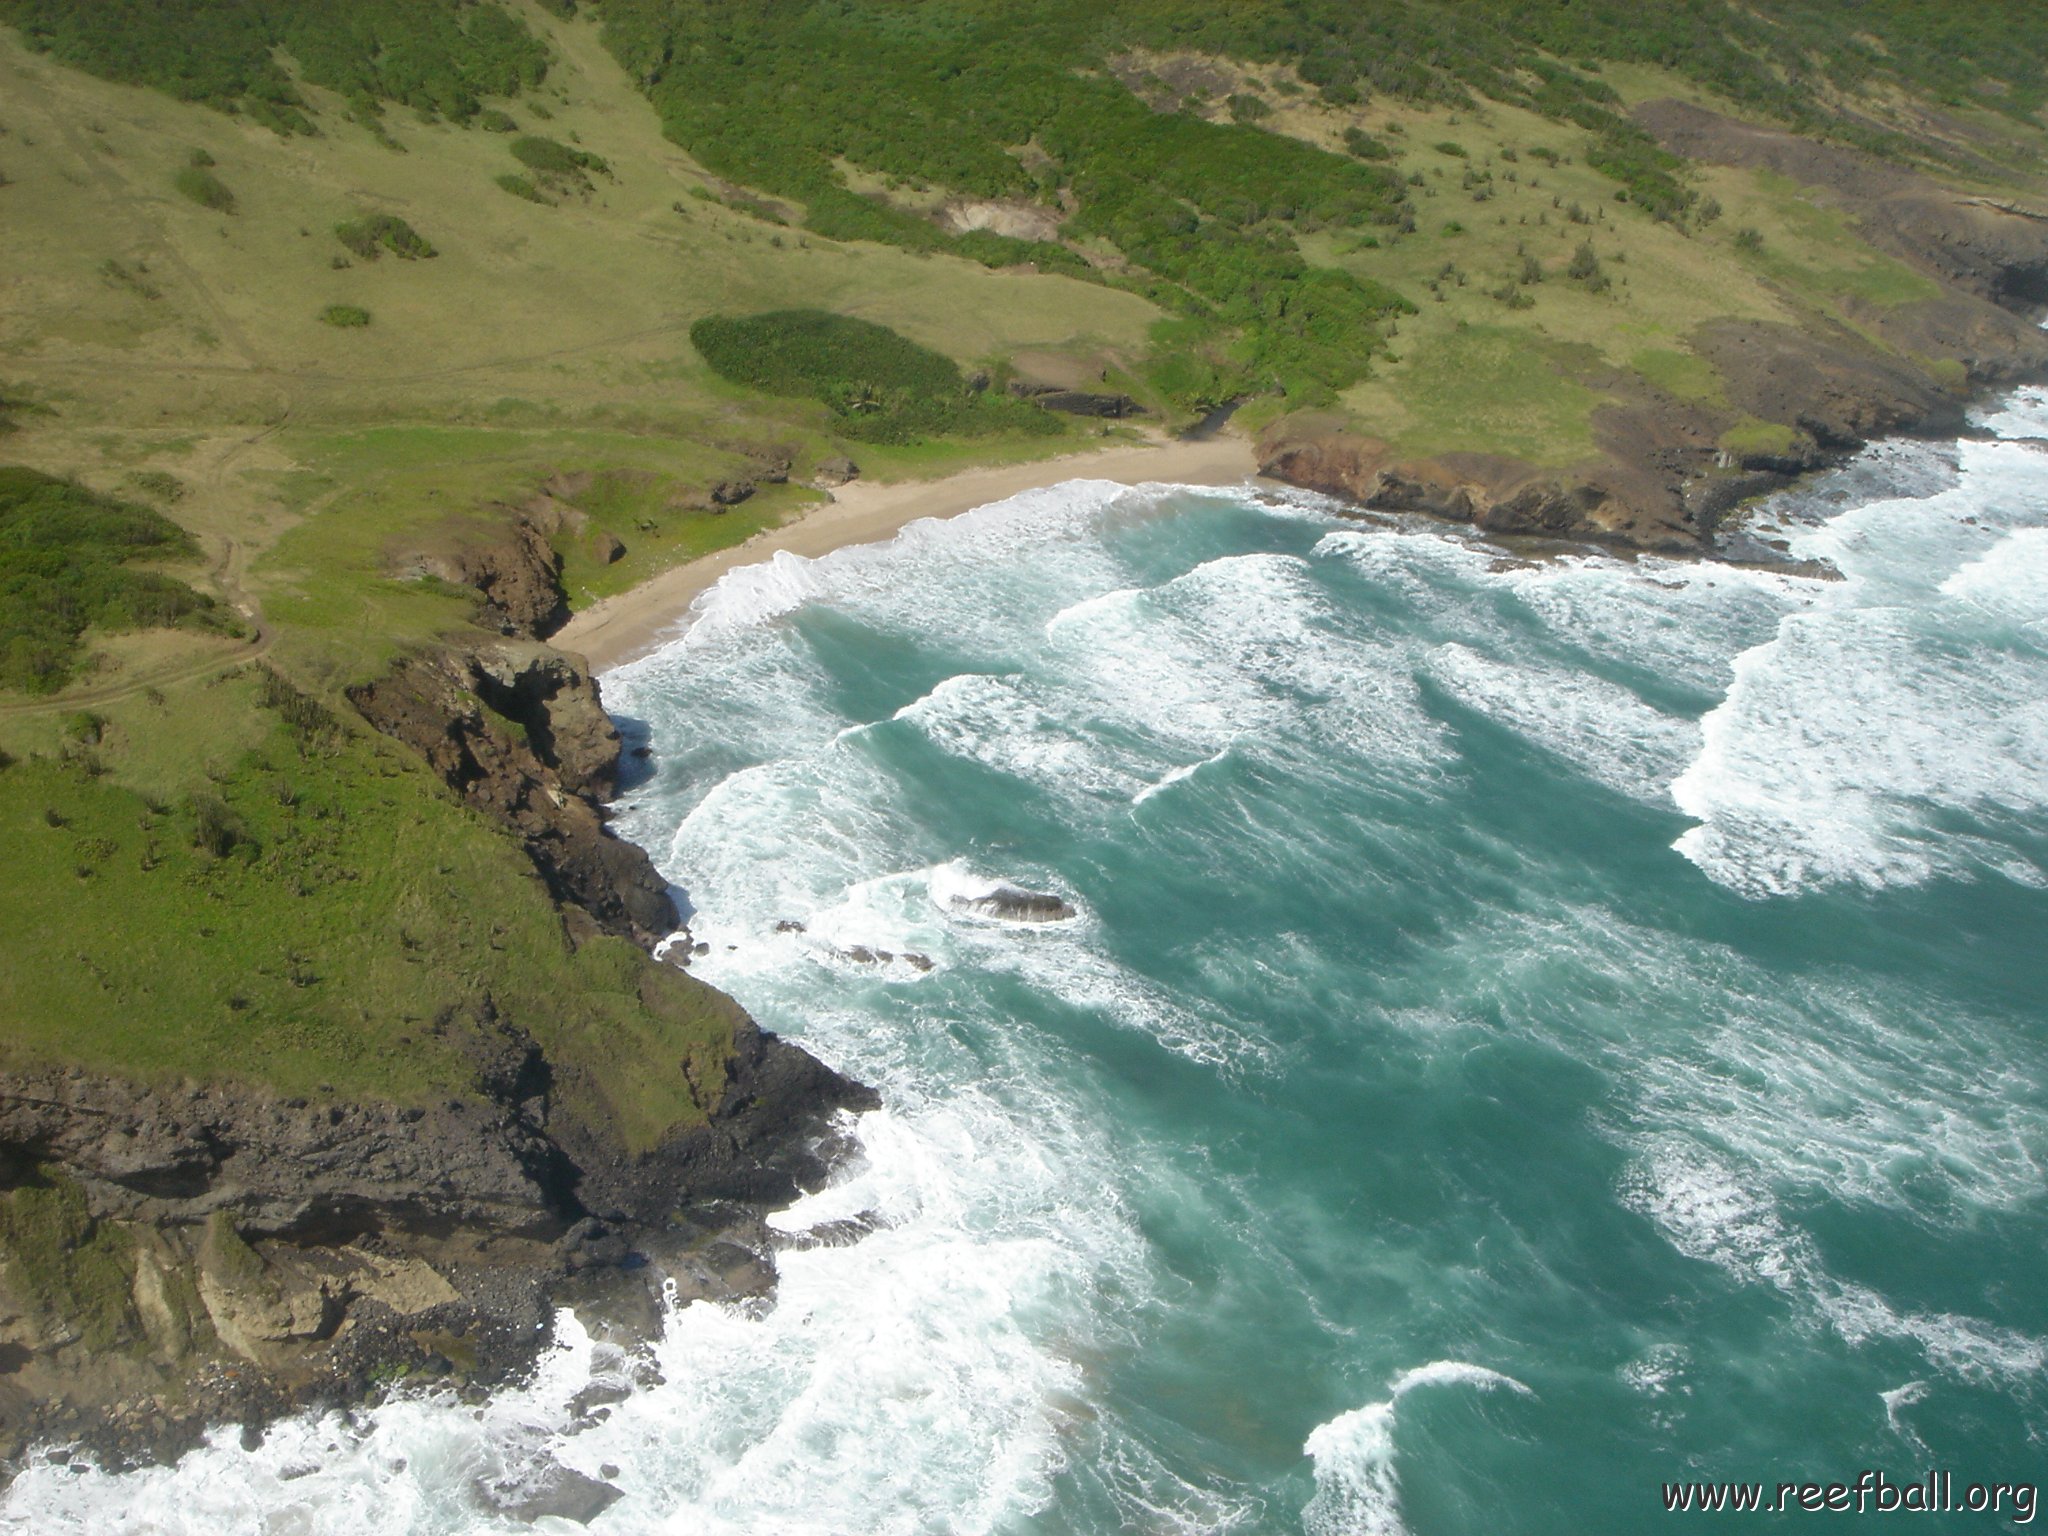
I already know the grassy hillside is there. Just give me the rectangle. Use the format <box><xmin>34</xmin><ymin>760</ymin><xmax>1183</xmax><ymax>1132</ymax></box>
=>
<box><xmin>0</xmin><ymin>0</ymin><xmax>2044</xmax><ymax>1129</ymax></box>
<box><xmin>0</xmin><ymin>7</ymin><xmax>1151</xmax><ymax>1129</ymax></box>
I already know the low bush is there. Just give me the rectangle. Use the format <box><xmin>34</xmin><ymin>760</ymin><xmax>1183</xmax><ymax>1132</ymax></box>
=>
<box><xmin>690</xmin><ymin>309</ymin><xmax>1060</xmax><ymax>444</ymax></box>
<box><xmin>173</xmin><ymin>164</ymin><xmax>235</xmax><ymax>213</ymax></box>
<box><xmin>1342</xmin><ymin>126</ymin><xmax>1392</xmax><ymax>161</ymax></box>
<box><xmin>510</xmin><ymin>134</ymin><xmax>608</xmax><ymax>181</ymax></box>
<box><xmin>333</xmin><ymin>213</ymin><xmax>436</xmax><ymax>261</ymax></box>
<box><xmin>0</xmin><ymin>467</ymin><xmax>232</xmax><ymax>694</ymax></box>
<box><xmin>320</xmin><ymin>304</ymin><xmax>371</xmax><ymax>328</ymax></box>
<box><xmin>125</xmin><ymin>469</ymin><xmax>185</xmax><ymax>502</ymax></box>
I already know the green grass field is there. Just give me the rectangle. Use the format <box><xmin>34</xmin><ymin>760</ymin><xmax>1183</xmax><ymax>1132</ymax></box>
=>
<box><xmin>0</xmin><ymin>682</ymin><xmax>739</xmax><ymax>1149</ymax></box>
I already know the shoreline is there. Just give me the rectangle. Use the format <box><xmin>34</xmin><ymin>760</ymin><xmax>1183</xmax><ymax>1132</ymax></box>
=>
<box><xmin>554</xmin><ymin>430</ymin><xmax>1260</xmax><ymax>672</ymax></box>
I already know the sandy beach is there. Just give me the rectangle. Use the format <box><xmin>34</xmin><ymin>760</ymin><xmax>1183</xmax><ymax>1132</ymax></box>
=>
<box><xmin>555</xmin><ymin>430</ymin><xmax>1260</xmax><ymax>671</ymax></box>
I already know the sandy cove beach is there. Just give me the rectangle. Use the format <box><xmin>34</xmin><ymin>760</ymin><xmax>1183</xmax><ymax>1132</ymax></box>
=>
<box><xmin>555</xmin><ymin>430</ymin><xmax>1261</xmax><ymax>671</ymax></box>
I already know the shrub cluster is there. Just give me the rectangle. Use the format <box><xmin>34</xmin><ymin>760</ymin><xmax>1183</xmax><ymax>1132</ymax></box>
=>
<box><xmin>0</xmin><ymin>0</ymin><xmax>550</xmax><ymax>131</ymax></box>
<box><xmin>334</xmin><ymin>214</ymin><xmax>436</xmax><ymax>261</ymax></box>
<box><xmin>601</xmin><ymin>1</ymin><xmax>1416</xmax><ymax>409</ymax></box>
<box><xmin>0</xmin><ymin>467</ymin><xmax>232</xmax><ymax>694</ymax></box>
<box><xmin>510</xmin><ymin>134</ymin><xmax>609</xmax><ymax>183</ymax></box>
<box><xmin>690</xmin><ymin>310</ymin><xmax>1060</xmax><ymax>445</ymax></box>
<box><xmin>173</xmin><ymin>164</ymin><xmax>235</xmax><ymax>213</ymax></box>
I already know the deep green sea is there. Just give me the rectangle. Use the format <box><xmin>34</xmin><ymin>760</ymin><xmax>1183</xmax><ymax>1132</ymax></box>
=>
<box><xmin>11</xmin><ymin>388</ymin><xmax>2047</xmax><ymax>1533</ymax></box>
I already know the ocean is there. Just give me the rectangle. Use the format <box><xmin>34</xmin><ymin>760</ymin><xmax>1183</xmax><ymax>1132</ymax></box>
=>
<box><xmin>9</xmin><ymin>385</ymin><xmax>2047</xmax><ymax>1533</ymax></box>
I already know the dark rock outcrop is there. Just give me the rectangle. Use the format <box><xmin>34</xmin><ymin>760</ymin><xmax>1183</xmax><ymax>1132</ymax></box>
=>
<box><xmin>349</xmin><ymin>642</ymin><xmax>677</xmax><ymax>947</ymax></box>
<box><xmin>560</xmin><ymin>1021</ymin><xmax>879</xmax><ymax>1221</ymax></box>
<box><xmin>0</xmin><ymin>965</ymin><xmax>874</xmax><ymax>1471</ymax></box>
<box><xmin>950</xmin><ymin>884</ymin><xmax>1079</xmax><ymax>923</ymax></box>
<box><xmin>0</xmin><ymin>499</ymin><xmax>884</xmax><ymax>1474</ymax></box>
<box><xmin>399</xmin><ymin>516</ymin><xmax>569</xmax><ymax>639</ymax></box>
<box><xmin>1692</xmin><ymin>319</ymin><xmax>1967</xmax><ymax>449</ymax></box>
<box><xmin>481</xmin><ymin>1462</ymin><xmax>624</xmax><ymax>1526</ymax></box>
<box><xmin>1258</xmin><ymin>431</ymin><xmax>1705</xmax><ymax>552</ymax></box>
<box><xmin>0</xmin><ymin>1070</ymin><xmax>571</xmax><ymax>1240</ymax></box>
<box><xmin>1261</xmin><ymin>279</ymin><xmax>2043</xmax><ymax>554</ymax></box>
<box><xmin>1260</xmin><ymin>100</ymin><xmax>2048</xmax><ymax>554</ymax></box>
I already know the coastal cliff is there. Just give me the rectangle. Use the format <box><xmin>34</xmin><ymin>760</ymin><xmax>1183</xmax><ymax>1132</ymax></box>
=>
<box><xmin>0</xmin><ymin>513</ymin><xmax>875</xmax><ymax>1474</ymax></box>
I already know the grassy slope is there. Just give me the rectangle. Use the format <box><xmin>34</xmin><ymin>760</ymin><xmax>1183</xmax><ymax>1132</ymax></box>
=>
<box><xmin>0</xmin><ymin>4</ymin><xmax>1151</xmax><ymax>619</ymax></box>
<box><xmin>1247</xmin><ymin>68</ymin><xmax>2010</xmax><ymax>464</ymax></box>
<box><xmin>0</xmin><ymin>5</ymin><xmax>1152</xmax><ymax>1134</ymax></box>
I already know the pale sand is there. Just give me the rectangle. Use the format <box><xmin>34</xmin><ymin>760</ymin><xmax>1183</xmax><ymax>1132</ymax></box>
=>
<box><xmin>555</xmin><ymin>431</ymin><xmax>1260</xmax><ymax>671</ymax></box>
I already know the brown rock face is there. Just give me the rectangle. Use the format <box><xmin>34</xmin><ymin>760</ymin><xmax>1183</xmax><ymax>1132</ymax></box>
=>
<box><xmin>400</xmin><ymin>517</ymin><xmax>570</xmax><ymax>639</ymax></box>
<box><xmin>0</xmin><ymin>1070</ymin><xmax>571</xmax><ymax>1239</ymax></box>
<box><xmin>350</xmin><ymin>643</ymin><xmax>676</xmax><ymax>947</ymax></box>
<box><xmin>557</xmin><ymin>1019</ymin><xmax>880</xmax><ymax>1220</ymax></box>
<box><xmin>1256</xmin><ymin>433</ymin><xmax>1703</xmax><ymax>551</ymax></box>
<box><xmin>1261</xmin><ymin>99</ymin><xmax>2048</xmax><ymax>554</ymax></box>
<box><xmin>468</xmin><ymin>639</ymin><xmax>623</xmax><ymax>798</ymax></box>
<box><xmin>0</xmin><ymin>1008</ymin><xmax>877</xmax><ymax>1468</ymax></box>
<box><xmin>1693</xmin><ymin>320</ymin><xmax>1966</xmax><ymax>449</ymax></box>
<box><xmin>7</xmin><ymin>327</ymin><xmax>891</xmax><ymax>1487</ymax></box>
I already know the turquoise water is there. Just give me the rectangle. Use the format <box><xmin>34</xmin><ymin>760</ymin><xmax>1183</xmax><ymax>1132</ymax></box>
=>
<box><xmin>9</xmin><ymin>390</ymin><xmax>2047</xmax><ymax>1533</ymax></box>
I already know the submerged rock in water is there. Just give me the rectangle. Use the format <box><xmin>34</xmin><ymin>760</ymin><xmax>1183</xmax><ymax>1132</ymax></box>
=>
<box><xmin>951</xmin><ymin>885</ymin><xmax>1077</xmax><ymax>923</ymax></box>
<box><xmin>482</xmin><ymin>1461</ymin><xmax>623</xmax><ymax>1526</ymax></box>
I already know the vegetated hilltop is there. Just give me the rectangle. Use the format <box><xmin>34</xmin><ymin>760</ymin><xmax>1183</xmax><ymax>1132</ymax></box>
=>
<box><xmin>0</xmin><ymin>0</ymin><xmax>2045</xmax><ymax>1477</ymax></box>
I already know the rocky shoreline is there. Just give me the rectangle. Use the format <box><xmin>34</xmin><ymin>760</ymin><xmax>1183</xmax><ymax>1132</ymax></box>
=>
<box><xmin>1258</xmin><ymin>99</ymin><xmax>2048</xmax><ymax>555</ymax></box>
<box><xmin>0</xmin><ymin>501</ymin><xmax>876</xmax><ymax>1488</ymax></box>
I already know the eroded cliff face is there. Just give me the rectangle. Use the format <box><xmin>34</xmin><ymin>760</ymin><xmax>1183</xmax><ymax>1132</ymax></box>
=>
<box><xmin>350</xmin><ymin>640</ymin><xmax>678</xmax><ymax>949</ymax></box>
<box><xmin>1261</xmin><ymin>106</ymin><xmax>2048</xmax><ymax>552</ymax></box>
<box><xmin>0</xmin><ymin>511</ymin><xmax>877</xmax><ymax>1475</ymax></box>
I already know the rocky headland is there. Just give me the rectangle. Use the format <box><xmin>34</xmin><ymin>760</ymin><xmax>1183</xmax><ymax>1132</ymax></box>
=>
<box><xmin>0</xmin><ymin>508</ymin><xmax>876</xmax><ymax>1481</ymax></box>
<box><xmin>1259</xmin><ymin>100</ymin><xmax>2048</xmax><ymax>554</ymax></box>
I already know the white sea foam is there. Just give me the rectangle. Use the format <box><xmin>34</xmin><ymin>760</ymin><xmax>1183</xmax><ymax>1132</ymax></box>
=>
<box><xmin>1133</xmin><ymin>748</ymin><xmax>1229</xmax><ymax>805</ymax></box>
<box><xmin>1459</xmin><ymin>901</ymin><xmax>2048</xmax><ymax>1217</ymax></box>
<box><xmin>1671</xmin><ymin>427</ymin><xmax>2048</xmax><ymax>897</ymax></box>
<box><xmin>1301</xmin><ymin>1364</ymin><xmax>1533</xmax><ymax>1536</ymax></box>
<box><xmin>1941</xmin><ymin>524</ymin><xmax>2048</xmax><ymax>630</ymax></box>
<box><xmin>17</xmin><ymin>441</ymin><xmax>2047</xmax><ymax>1534</ymax></box>
<box><xmin>897</xmin><ymin>671</ymin><xmax>1154</xmax><ymax>804</ymax></box>
<box><xmin>665</xmin><ymin>478</ymin><xmax>1263</xmax><ymax>676</ymax></box>
<box><xmin>1621</xmin><ymin>1344</ymin><xmax>1691</xmax><ymax>1400</ymax></box>
<box><xmin>1425</xmin><ymin>641</ymin><xmax>1698</xmax><ymax>801</ymax></box>
<box><xmin>4</xmin><ymin>1051</ymin><xmax>1164</xmax><ymax>1533</ymax></box>
<box><xmin>1621</xmin><ymin>1139</ymin><xmax>2048</xmax><ymax>1387</ymax></box>
<box><xmin>1881</xmin><ymin>1380</ymin><xmax>1931</xmax><ymax>1452</ymax></box>
<box><xmin>1973</xmin><ymin>381</ymin><xmax>2048</xmax><ymax>440</ymax></box>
